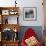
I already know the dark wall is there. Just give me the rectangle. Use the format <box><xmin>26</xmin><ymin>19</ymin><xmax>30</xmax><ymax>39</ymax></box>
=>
<box><xmin>18</xmin><ymin>26</ymin><xmax>44</xmax><ymax>43</ymax></box>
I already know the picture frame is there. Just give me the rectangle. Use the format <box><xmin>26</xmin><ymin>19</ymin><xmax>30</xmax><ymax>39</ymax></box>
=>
<box><xmin>23</xmin><ymin>7</ymin><xmax>37</xmax><ymax>21</ymax></box>
<box><xmin>2</xmin><ymin>10</ymin><xmax>9</xmax><ymax>15</ymax></box>
<box><xmin>9</xmin><ymin>10</ymin><xmax>18</xmax><ymax>15</ymax></box>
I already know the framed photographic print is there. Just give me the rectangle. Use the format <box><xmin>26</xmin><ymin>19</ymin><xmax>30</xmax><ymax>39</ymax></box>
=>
<box><xmin>2</xmin><ymin>10</ymin><xmax>9</xmax><ymax>15</ymax></box>
<box><xmin>9</xmin><ymin>9</ymin><xmax>18</xmax><ymax>15</ymax></box>
<box><xmin>23</xmin><ymin>7</ymin><xmax>37</xmax><ymax>21</ymax></box>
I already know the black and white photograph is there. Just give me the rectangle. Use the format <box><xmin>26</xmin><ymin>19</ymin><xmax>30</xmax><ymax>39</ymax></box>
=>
<box><xmin>23</xmin><ymin>7</ymin><xmax>37</xmax><ymax>21</ymax></box>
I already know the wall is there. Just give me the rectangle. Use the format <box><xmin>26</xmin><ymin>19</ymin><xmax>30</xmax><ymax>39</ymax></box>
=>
<box><xmin>0</xmin><ymin>0</ymin><xmax>15</xmax><ymax>7</ymax></box>
<box><xmin>0</xmin><ymin>0</ymin><xmax>44</xmax><ymax>26</ymax></box>
<box><xmin>18</xmin><ymin>0</ymin><xmax>44</xmax><ymax>26</ymax></box>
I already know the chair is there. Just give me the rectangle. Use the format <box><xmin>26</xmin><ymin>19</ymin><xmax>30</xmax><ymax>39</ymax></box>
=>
<box><xmin>21</xmin><ymin>28</ymin><xmax>41</xmax><ymax>46</ymax></box>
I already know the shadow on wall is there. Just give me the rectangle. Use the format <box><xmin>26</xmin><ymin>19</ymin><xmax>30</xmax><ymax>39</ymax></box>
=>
<box><xmin>18</xmin><ymin>26</ymin><xmax>44</xmax><ymax>44</ymax></box>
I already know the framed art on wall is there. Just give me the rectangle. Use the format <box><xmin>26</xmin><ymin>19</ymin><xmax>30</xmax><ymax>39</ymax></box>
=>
<box><xmin>2</xmin><ymin>10</ymin><xmax>9</xmax><ymax>15</ymax></box>
<box><xmin>23</xmin><ymin>7</ymin><xmax>37</xmax><ymax>21</ymax></box>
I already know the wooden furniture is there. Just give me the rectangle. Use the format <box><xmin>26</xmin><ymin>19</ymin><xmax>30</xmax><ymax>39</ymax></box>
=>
<box><xmin>44</xmin><ymin>27</ymin><xmax>46</xmax><ymax>46</ymax></box>
<box><xmin>2</xmin><ymin>41</ymin><xmax>19</xmax><ymax>46</ymax></box>
<box><xmin>0</xmin><ymin>7</ymin><xmax>19</xmax><ymax>46</ymax></box>
<box><xmin>0</xmin><ymin>41</ymin><xmax>2</xmax><ymax>46</ymax></box>
<box><xmin>43</xmin><ymin>0</ymin><xmax>46</xmax><ymax>26</ymax></box>
<box><xmin>0</xmin><ymin>7</ymin><xmax>19</xmax><ymax>24</ymax></box>
<box><xmin>43</xmin><ymin>0</ymin><xmax>46</xmax><ymax>46</ymax></box>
